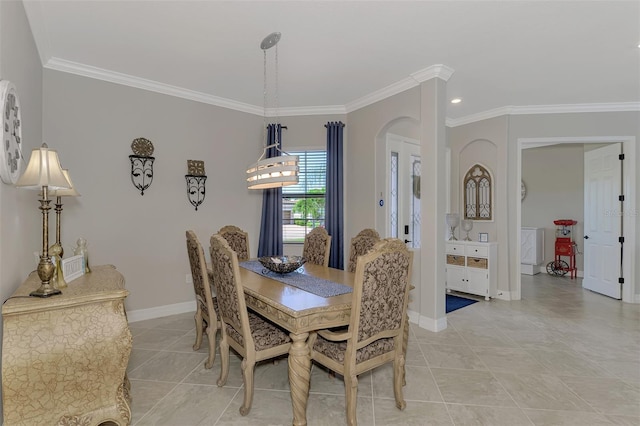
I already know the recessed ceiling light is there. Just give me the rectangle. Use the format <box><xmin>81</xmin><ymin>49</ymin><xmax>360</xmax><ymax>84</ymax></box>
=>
<box><xmin>451</xmin><ymin>98</ymin><xmax>462</xmax><ymax>104</ymax></box>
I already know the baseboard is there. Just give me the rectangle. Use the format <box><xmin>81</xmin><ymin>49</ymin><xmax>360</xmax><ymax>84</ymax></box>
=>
<box><xmin>418</xmin><ymin>314</ymin><xmax>447</xmax><ymax>332</ymax></box>
<box><xmin>407</xmin><ymin>310</ymin><xmax>420</xmax><ymax>325</ymax></box>
<box><xmin>127</xmin><ymin>301</ymin><xmax>196</xmax><ymax>323</ymax></box>
<box><xmin>494</xmin><ymin>290</ymin><xmax>511</xmax><ymax>301</ymax></box>
<box><xmin>520</xmin><ymin>264</ymin><xmax>540</xmax><ymax>275</ymax></box>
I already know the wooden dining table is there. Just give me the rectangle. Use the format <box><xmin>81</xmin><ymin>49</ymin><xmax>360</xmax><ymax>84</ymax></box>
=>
<box><xmin>237</xmin><ymin>262</ymin><xmax>354</xmax><ymax>426</ymax></box>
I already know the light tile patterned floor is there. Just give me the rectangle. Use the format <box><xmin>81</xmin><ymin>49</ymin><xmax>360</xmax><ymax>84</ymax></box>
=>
<box><xmin>127</xmin><ymin>274</ymin><xmax>640</xmax><ymax>425</ymax></box>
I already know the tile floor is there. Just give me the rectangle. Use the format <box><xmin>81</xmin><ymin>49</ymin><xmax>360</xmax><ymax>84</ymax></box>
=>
<box><xmin>127</xmin><ymin>274</ymin><xmax>640</xmax><ymax>425</ymax></box>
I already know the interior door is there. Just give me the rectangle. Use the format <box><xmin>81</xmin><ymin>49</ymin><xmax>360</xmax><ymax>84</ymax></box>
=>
<box><xmin>583</xmin><ymin>143</ymin><xmax>622</xmax><ymax>299</ymax></box>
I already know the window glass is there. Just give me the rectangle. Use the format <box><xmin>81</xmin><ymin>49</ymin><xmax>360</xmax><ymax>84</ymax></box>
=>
<box><xmin>283</xmin><ymin>151</ymin><xmax>327</xmax><ymax>243</ymax></box>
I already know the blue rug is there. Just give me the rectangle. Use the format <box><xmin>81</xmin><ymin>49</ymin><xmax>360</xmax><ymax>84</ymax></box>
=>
<box><xmin>446</xmin><ymin>294</ymin><xmax>478</xmax><ymax>313</ymax></box>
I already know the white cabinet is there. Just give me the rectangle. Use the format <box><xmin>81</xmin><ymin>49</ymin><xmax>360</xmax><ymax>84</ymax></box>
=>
<box><xmin>446</xmin><ymin>241</ymin><xmax>498</xmax><ymax>300</ymax></box>
<box><xmin>521</xmin><ymin>227</ymin><xmax>544</xmax><ymax>275</ymax></box>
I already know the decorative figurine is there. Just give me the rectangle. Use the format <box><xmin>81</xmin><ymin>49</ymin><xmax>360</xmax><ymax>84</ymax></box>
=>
<box><xmin>73</xmin><ymin>237</ymin><xmax>91</xmax><ymax>273</ymax></box>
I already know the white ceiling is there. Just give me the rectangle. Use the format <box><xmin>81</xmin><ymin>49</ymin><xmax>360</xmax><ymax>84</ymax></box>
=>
<box><xmin>23</xmin><ymin>1</ymin><xmax>640</xmax><ymax>125</ymax></box>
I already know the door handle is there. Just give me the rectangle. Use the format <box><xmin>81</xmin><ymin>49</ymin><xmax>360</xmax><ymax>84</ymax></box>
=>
<box><xmin>404</xmin><ymin>239</ymin><xmax>412</xmax><ymax>244</ymax></box>
<box><xmin>584</xmin><ymin>235</ymin><xmax>589</xmax><ymax>239</ymax></box>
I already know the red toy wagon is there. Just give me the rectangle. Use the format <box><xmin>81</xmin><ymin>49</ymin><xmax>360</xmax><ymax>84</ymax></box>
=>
<box><xmin>546</xmin><ymin>219</ymin><xmax>578</xmax><ymax>278</ymax></box>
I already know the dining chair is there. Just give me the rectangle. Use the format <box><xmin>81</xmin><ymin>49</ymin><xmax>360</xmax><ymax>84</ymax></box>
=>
<box><xmin>347</xmin><ymin>228</ymin><xmax>380</xmax><ymax>273</ymax></box>
<box><xmin>302</xmin><ymin>227</ymin><xmax>332</xmax><ymax>267</ymax></box>
<box><xmin>308</xmin><ymin>238</ymin><xmax>413</xmax><ymax>426</ymax></box>
<box><xmin>218</xmin><ymin>225</ymin><xmax>250</xmax><ymax>261</ymax></box>
<box><xmin>185</xmin><ymin>230</ymin><xmax>219</xmax><ymax>369</ymax></box>
<box><xmin>209</xmin><ymin>234</ymin><xmax>292</xmax><ymax>416</ymax></box>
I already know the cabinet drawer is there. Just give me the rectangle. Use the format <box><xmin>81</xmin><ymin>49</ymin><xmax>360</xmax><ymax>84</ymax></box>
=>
<box><xmin>466</xmin><ymin>245</ymin><xmax>488</xmax><ymax>257</ymax></box>
<box><xmin>446</xmin><ymin>243</ymin><xmax>465</xmax><ymax>255</ymax></box>
<box><xmin>446</xmin><ymin>254</ymin><xmax>465</xmax><ymax>266</ymax></box>
<box><xmin>467</xmin><ymin>257</ymin><xmax>488</xmax><ymax>269</ymax></box>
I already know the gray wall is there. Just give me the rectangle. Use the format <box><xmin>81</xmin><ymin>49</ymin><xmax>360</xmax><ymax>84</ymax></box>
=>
<box><xmin>0</xmin><ymin>0</ymin><xmax>44</xmax><ymax>416</ymax></box>
<box><xmin>447</xmin><ymin>116</ymin><xmax>510</xmax><ymax>295</ymax></box>
<box><xmin>522</xmin><ymin>144</ymin><xmax>585</xmax><ymax>271</ymax></box>
<box><xmin>42</xmin><ymin>69</ymin><xmax>343</xmax><ymax>313</ymax></box>
<box><xmin>508</xmin><ymin>112</ymin><xmax>640</xmax><ymax>298</ymax></box>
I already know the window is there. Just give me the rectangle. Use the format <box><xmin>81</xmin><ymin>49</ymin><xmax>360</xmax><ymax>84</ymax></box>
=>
<box><xmin>464</xmin><ymin>164</ymin><xmax>492</xmax><ymax>220</ymax></box>
<box><xmin>283</xmin><ymin>150</ymin><xmax>326</xmax><ymax>243</ymax></box>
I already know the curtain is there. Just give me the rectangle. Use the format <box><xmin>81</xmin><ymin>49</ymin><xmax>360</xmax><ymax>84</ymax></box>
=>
<box><xmin>257</xmin><ymin>124</ymin><xmax>283</xmax><ymax>257</ymax></box>
<box><xmin>325</xmin><ymin>121</ymin><xmax>345</xmax><ymax>269</ymax></box>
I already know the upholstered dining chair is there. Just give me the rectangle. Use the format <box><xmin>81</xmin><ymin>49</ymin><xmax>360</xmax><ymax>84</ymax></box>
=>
<box><xmin>218</xmin><ymin>225</ymin><xmax>250</xmax><ymax>261</ymax></box>
<box><xmin>185</xmin><ymin>230</ymin><xmax>219</xmax><ymax>369</ymax></box>
<box><xmin>302</xmin><ymin>227</ymin><xmax>332</xmax><ymax>267</ymax></box>
<box><xmin>347</xmin><ymin>228</ymin><xmax>380</xmax><ymax>273</ymax></box>
<box><xmin>209</xmin><ymin>234</ymin><xmax>292</xmax><ymax>416</ymax></box>
<box><xmin>308</xmin><ymin>238</ymin><xmax>413</xmax><ymax>426</ymax></box>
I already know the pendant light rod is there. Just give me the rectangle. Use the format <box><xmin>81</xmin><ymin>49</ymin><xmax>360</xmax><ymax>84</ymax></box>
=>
<box><xmin>247</xmin><ymin>31</ymin><xmax>299</xmax><ymax>190</ymax></box>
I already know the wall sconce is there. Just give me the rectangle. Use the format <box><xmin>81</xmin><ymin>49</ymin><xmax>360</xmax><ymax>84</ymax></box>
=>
<box><xmin>129</xmin><ymin>137</ymin><xmax>154</xmax><ymax>195</ymax></box>
<box><xmin>50</xmin><ymin>169</ymin><xmax>80</xmax><ymax>289</ymax></box>
<box><xmin>185</xmin><ymin>160</ymin><xmax>206</xmax><ymax>211</ymax></box>
<box><xmin>16</xmin><ymin>143</ymin><xmax>71</xmax><ymax>297</ymax></box>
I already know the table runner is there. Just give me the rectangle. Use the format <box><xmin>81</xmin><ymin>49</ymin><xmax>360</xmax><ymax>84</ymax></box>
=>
<box><xmin>239</xmin><ymin>260</ymin><xmax>352</xmax><ymax>298</ymax></box>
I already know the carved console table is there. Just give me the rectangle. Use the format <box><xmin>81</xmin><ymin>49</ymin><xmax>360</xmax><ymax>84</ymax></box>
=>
<box><xmin>2</xmin><ymin>265</ymin><xmax>132</xmax><ymax>425</ymax></box>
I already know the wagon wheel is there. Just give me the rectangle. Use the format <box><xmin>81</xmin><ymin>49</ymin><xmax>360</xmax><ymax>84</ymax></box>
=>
<box><xmin>546</xmin><ymin>260</ymin><xmax>569</xmax><ymax>276</ymax></box>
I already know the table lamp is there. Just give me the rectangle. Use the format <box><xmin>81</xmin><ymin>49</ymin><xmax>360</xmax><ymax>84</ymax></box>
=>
<box><xmin>16</xmin><ymin>143</ymin><xmax>71</xmax><ymax>297</ymax></box>
<box><xmin>50</xmin><ymin>169</ymin><xmax>80</xmax><ymax>289</ymax></box>
<box><xmin>445</xmin><ymin>213</ymin><xmax>460</xmax><ymax>241</ymax></box>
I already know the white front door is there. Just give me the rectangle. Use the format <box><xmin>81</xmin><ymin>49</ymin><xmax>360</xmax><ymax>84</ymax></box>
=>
<box><xmin>583</xmin><ymin>143</ymin><xmax>623</xmax><ymax>299</ymax></box>
<box><xmin>387</xmin><ymin>135</ymin><xmax>421</xmax><ymax>312</ymax></box>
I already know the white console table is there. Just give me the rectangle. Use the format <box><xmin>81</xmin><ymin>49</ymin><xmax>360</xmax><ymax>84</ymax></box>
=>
<box><xmin>445</xmin><ymin>241</ymin><xmax>498</xmax><ymax>300</ymax></box>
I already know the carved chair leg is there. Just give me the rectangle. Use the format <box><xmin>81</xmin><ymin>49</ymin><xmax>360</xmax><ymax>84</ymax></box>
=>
<box><xmin>344</xmin><ymin>374</ymin><xmax>359</xmax><ymax>426</ymax></box>
<box><xmin>393</xmin><ymin>355</ymin><xmax>407</xmax><ymax>410</ymax></box>
<box><xmin>402</xmin><ymin>313</ymin><xmax>409</xmax><ymax>386</ymax></box>
<box><xmin>240</xmin><ymin>359</ymin><xmax>256</xmax><ymax>416</ymax></box>
<box><xmin>204</xmin><ymin>324</ymin><xmax>217</xmax><ymax>369</ymax></box>
<box><xmin>217</xmin><ymin>335</ymin><xmax>230</xmax><ymax>387</ymax></box>
<box><xmin>193</xmin><ymin>307</ymin><xmax>203</xmax><ymax>351</ymax></box>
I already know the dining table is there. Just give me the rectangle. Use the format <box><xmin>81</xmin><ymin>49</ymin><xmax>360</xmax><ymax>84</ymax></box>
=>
<box><xmin>237</xmin><ymin>262</ymin><xmax>354</xmax><ymax>426</ymax></box>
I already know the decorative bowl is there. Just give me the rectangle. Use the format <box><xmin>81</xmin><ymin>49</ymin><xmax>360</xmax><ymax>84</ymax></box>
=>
<box><xmin>258</xmin><ymin>256</ymin><xmax>306</xmax><ymax>274</ymax></box>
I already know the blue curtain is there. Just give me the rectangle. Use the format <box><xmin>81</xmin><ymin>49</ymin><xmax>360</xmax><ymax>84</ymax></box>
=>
<box><xmin>257</xmin><ymin>124</ymin><xmax>283</xmax><ymax>257</ymax></box>
<box><xmin>325</xmin><ymin>121</ymin><xmax>344</xmax><ymax>269</ymax></box>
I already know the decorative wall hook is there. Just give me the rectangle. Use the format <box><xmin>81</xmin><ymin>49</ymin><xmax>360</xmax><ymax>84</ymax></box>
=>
<box><xmin>185</xmin><ymin>160</ymin><xmax>206</xmax><ymax>211</ymax></box>
<box><xmin>129</xmin><ymin>138</ymin><xmax>155</xmax><ymax>195</ymax></box>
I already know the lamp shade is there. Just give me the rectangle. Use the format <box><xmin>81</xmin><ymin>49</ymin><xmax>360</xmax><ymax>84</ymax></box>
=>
<box><xmin>15</xmin><ymin>144</ymin><xmax>71</xmax><ymax>190</ymax></box>
<box><xmin>51</xmin><ymin>169</ymin><xmax>80</xmax><ymax>197</ymax></box>
<box><xmin>246</xmin><ymin>154</ymin><xmax>299</xmax><ymax>189</ymax></box>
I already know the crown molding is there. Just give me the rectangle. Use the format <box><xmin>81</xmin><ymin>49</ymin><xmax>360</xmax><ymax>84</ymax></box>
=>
<box><xmin>410</xmin><ymin>64</ymin><xmax>455</xmax><ymax>83</ymax></box>
<box><xmin>275</xmin><ymin>105</ymin><xmax>347</xmax><ymax>117</ymax></box>
<box><xmin>43</xmin><ymin>58</ymin><xmax>639</xmax><ymax>124</ymax></box>
<box><xmin>447</xmin><ymin>102</ymin><xmax>640</xmax><ymax>127</ymax></box>
<box><xmin>345</xmin><ymin>76</ymin><xmax>420</xmax><ymax>113</ymax></box>
<box><xmin>45</xmin><ymin>57</ymin><xmax>264</xmax><ymax>116</ymax></box>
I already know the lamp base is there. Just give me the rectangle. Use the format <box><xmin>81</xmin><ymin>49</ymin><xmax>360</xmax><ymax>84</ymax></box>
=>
<box><xmin>30</xmin><ymin>286</ymin><xmax>62</xmax><ymax>298</ymax></box>
<box><xmin>32</xmin><ymin>256</ymin><xmax>62</xmax><ymax>298</ymax></box>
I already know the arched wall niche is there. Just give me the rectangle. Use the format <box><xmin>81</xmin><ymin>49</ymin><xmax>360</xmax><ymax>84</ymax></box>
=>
<box><xmin>373</xmin><ymin>116</ymin><xmax>420</xmax><ymax>236</ymax></box>
<box><xmin>453</xmin><ymin>138</ymin><xmax>499</xmax><ymax>241</ymax></box>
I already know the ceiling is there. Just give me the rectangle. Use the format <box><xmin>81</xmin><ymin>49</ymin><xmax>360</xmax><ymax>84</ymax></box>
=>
<box><xmin>23</xmin><ymin>1</ymin><xmax>640</xmax><ymax>125</ymax></box>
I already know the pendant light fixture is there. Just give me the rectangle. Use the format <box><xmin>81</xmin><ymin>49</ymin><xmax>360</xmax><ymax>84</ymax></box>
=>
<box><xmin>246</xmin><ymin>32</ymin><xmax>299</xmax><ymax>189</ymax></box>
